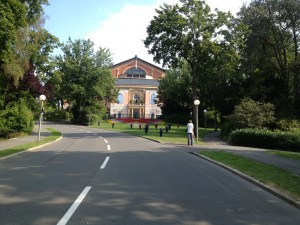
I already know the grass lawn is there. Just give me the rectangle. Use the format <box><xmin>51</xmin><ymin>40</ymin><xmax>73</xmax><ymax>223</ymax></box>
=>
<box><xmin>90</xmin><ymin>121</ymin><xmax>212</xmax><ymax>144</ymax></box>
<box><xmin>199</xmin><ymin>151</ymin><xmax>300</xmax><ymax>201</ymax></box>
<box><xmin>269</xmin><ymin>150</ymin><xmax>300</xmax><ymax>161</ymax></box>
<box><xmin>0</xmin><ymin>128</ymin><xmax>61</xmax><ymax>158</ymax></box>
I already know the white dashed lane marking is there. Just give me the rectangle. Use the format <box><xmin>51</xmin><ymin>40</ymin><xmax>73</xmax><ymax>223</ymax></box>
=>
<box><xmin>100</xmin><ymin>156</ymin><xmax>110</xmax><ymax>169</ymax></box>
<box><xmin>57</xmin><ymin>186</ymin><xmax>91</xmax><ymax>225</ymax></box>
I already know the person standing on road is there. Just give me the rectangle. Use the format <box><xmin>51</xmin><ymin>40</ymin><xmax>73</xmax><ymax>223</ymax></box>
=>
<box><xmin>187</xmin><ymin>120</ymin><xmax>194</xmax><ymax>146</ymax></box>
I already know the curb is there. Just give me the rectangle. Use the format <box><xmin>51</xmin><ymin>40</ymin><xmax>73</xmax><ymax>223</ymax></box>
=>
<box><xmin>0</xmin><ymin>135</ymin><xmax>63</xmax><ymax>160</ymax></box>
<box><xmin>190</xmin><ymin>152</ymin><xmax>300</xmax><ymax>209</ymax></box>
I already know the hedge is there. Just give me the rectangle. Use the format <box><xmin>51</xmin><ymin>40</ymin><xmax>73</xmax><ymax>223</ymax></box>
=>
<box><xmin>229</xmin><ymin>128</ymin><xmax>300</xmax><ymax>152</ymax></box>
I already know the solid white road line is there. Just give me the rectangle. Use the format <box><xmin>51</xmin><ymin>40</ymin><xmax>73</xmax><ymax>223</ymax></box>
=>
<box><xmin>107</xmin><ymin>145</ymin><xmax>111</xmax><ymax>151</ymax></box>
<box><xmin>100</xmin><ymin>156</ymin><xmax>110</xmax><ymax>169</ymax></box>
<box><xmin>57</xmin><ymin>186</ymin><xmax>91</xmax><ymax>225</ymax></box>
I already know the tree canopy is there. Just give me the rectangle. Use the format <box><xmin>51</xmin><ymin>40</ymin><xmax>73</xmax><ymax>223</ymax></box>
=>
<box><xmin>144</xmin><ymin>0</ymin><xmax>248</xmax><ymax>120</ymax></box>
<box><xmin>57</xmin><ymin>38</ymin><xmax>117</xmax><ymax>124</ymax></box>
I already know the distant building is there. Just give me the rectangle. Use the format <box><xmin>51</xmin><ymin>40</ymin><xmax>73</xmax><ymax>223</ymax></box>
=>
<box><xmin>110</xmin><ymin>55</ymin><xmax>165</xmax><ymax>119</ymax></box>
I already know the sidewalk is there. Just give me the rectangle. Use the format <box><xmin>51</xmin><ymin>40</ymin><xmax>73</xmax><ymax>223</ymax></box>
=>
<box><xmin>0</xmin><ymin>124</ymin><xmax>51</xmax><ymax>151</ymax></box>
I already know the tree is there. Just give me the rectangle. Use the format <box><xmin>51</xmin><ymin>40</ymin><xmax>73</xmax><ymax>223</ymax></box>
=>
<box><xmin>157</xmin><ymin>61</ymin><xmax>193</xmax><ymax>116</ymax></box>
<box><xmin>238</xmin><ymin>0</ymin><xmax>300</xmax><ymax>116</ymax></box>
<box><xmin>144</xmin><ymin>0</ymin><xmax>248</xmax><ymax>125</ymax></box>
<box><xmin>57</xmin><ymin>38</ymin><xmax>117</xmax><ymax>124</ymax></box>
<box><xmin>0</xmin><ymin>0</ymin><xmax>57</xmax><ymax>136</ymax></box>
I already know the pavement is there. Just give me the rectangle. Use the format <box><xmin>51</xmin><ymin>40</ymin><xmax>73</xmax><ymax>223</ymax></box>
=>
<box><xmin>0</xmin><ymin>124</ymin><xmax>300</xmax><ymax>207</ymax></box>
<box><xmin>0</xmin><ymin>123</ymin><xmax>51</xmax><ymax>151</ymax></box>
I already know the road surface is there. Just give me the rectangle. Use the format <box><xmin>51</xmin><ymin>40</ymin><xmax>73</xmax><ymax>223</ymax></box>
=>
<box><xmin>0</xmin><ymin>124</ymin><xmax>300</xmax><ymax>225</ymax></box>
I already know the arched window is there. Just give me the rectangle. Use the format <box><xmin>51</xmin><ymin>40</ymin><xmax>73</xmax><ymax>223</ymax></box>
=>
<box><xmin>118</xmin><ymin>93</ymin><xmax>123</xmax><ymax>104</ymax></box>
<box><xmin>124</xmin><ymin>67</ymin><xmax>146</xmax><ymax>79</ymax></box>
<box><xmin>151</xmin><ymin>93</ymin><xmax>157</xmax><ymax>105</ymax></box>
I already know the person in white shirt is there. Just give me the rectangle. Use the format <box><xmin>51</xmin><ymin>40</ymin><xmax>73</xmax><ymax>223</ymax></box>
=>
<box><xmin>186</xmin><ymin>120</ymin><xmax>194</xmax><ymax>146</ymax></box>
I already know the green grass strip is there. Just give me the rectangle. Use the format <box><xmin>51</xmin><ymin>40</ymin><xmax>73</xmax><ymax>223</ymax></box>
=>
<box><xmin>0</xmin><ymin>128</ymin><xmax>61</xmax><ymax>158</ymax></box>
<box><xmin>199</xmin><ymin>151</ymin><xmax>300</xmax><ymax>200</ymax></box>
<box><xmin>270</xmin><ymin>150</ymin><xmax>300</xmax><ymax>161</ymax></box>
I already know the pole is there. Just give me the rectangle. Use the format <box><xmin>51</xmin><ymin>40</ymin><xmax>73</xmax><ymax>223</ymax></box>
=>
<box><xmin>38</xmin><ymin>100</ymin><xmax>43</xmax><ymax>141</ymax></box>
<box><xmin>196</xmin><ymin>104</ymin><xmax>198</xmax><ymax>143</ymax></box>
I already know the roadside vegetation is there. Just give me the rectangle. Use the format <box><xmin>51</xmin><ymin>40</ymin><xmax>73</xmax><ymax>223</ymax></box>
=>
<box><xmin>0</xmin><ymin>128</ymin><xmax>61</xmax><ymax>159</ymax></box>
<box><xmin>199</xmin><ymin>151</ymin><xmax>300</xmax><ymax>201</ymax></box>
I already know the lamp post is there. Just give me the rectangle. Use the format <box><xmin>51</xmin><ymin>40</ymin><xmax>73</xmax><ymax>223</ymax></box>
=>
<box><xmin>38</xmin><ymin>95</ymin><xmax>46</xmax><ymax>141</ymax></box>
<box><xmin>203</xmin><ymin>109</ymin><xmax>207</xmax><ymax>130</ymax></box>
<box><xmin>194</xmin><ymin>99</ymin><xmax>200</xmax><ymax>143</ymax></box>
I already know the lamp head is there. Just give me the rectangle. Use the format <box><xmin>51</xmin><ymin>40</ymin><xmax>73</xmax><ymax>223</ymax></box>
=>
<box><xmin>39</xmin><ymin>95</ymin><xmax>46</xmax><ymax>101</ymax></box>
<box><xmin>194</xmin><ymin>99</ymin><xmax>200</xmax><ymax>106</ymax></box>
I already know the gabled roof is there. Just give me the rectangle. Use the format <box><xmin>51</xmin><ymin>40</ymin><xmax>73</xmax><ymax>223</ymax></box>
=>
<box><xmin>115</xmin><ymin>78</ymin><xmax>159</xmax><ymax>86</ymax></box>
<box><xmin>112</xmin><ymin>55</ymin><xmax>165</xmax><ymax>72</ymax></box>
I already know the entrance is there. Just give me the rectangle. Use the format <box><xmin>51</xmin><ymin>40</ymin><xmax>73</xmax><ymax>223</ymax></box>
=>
<box><xmin>133</xmin><ymin>109</ymin><xmax>139</xmax><ymax>119</ymax></box>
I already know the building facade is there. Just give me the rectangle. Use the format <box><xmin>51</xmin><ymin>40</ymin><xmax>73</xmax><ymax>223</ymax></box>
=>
<box><xmin>110</xmin><ymin>55</ymin><xmax>165</xmax><ymax>119</ymax></box>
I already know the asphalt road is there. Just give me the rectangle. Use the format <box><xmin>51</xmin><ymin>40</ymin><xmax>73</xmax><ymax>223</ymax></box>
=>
<box><xmin>0</xmin><ymin>124</ymin><xmax>300</xmax><ymax>225</ymax></box>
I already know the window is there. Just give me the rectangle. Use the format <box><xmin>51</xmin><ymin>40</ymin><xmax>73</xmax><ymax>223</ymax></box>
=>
<box><xmin>124</xmin><ymin>67</ymin><xmax>146</xmax><ymax>79</ymax></box>
<box><xmin>118</xmin><ymin>93</ymin><xmax>123</xmax><ymax>104</ymax></box>
<box><xmin>134</xmin><ymin>94</ymin><xmax>140</xmax><ymax>104</ymax></box>
<box><xmin>151</xmin><ymin>93</ymin><xmax>157</xmax><ymax>105</ymax></box>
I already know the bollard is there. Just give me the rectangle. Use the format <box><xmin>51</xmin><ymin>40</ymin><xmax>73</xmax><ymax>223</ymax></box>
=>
<box><xmin>159</xmin><ymin>128</ymin><xmax>163</xmax><ymax>137</ymax></box>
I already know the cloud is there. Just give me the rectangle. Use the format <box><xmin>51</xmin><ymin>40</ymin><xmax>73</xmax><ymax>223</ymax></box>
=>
<box><xmin>86</xmin><ymin>0</ymin><xmax>246</xmax><ymax>67</ymax></box>
<box><xmin>86</xmin><ymin>4</ymin><xmax>158</xmax><ymax>66</ymax></box>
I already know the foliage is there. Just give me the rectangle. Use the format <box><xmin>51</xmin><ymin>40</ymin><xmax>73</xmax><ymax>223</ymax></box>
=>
<box><xmin>0</xmin><ymin>99</ymin><xmax>33</xmax><ymax>138</ymax></box>
<box><xmin>157</xmin><ymin>61</ymin><xmax>193</xmax><ymax>116</ymax></box>
<box><xmin>57</xmin><ymin>39</ymin><xmax>117</xmax><ymax>124</ymax></box>
<box><xmin>45</xmin><ymin>110</ymin><xmax>70</xmax><ymax>121</ymax></box>
<box><xmin>144</xmin><ymin>0</ymin><xmax>249</xmax><ymax>123</ymax></box>
<box><xmin>229</xmin><ymin>128</ymin><xmax>300</xmax><ymax>152</ymax></box>
<box><xmin>163</xmin><ymin>114</ymin><xmax>190</xmax><ymax>125</ymax></box>
<box><xmin>225</xmin><ymin>98</ymin><xmax>275</xmax><ymax>134</ymax></box>
<box><xmin>0</xmin><ymin>0</ymin><xmax>57</xmax><ymax>137</ymax></box>
<box><xmin>275</xmin><ymin>119</ymin><xmax>300</xmax><ymax>132</ymax></box>
<box><xmin>238</xmin><ymin>0</ymin><xmax>300</xmax><ymax>116</ymax></box>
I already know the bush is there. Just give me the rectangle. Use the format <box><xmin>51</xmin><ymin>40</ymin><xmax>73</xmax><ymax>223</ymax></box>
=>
<box><xmin>0</xmin><ymin>100</ymin><xmax>34</xmax><ymax>138</ymax></box>
<box><xmin>229</xmin><ymin>128</ymin><xmax>300</xmax><ymax>152</ymax></box>
<box><xmin>45</xmin><ymin>110</ymin><xmax>70</xmax><ymax>121</ymax></box>
<box><xmin>275</xmin><ymin>119</ymin><xmax>300</xmax><ymax>132</ymax></box>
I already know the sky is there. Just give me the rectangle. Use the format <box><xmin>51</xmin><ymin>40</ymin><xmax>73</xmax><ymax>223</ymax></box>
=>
<box><xmin>43</xmin><ymin>0</ymin><xmax>248</xmax><ymax>67</ymax></box>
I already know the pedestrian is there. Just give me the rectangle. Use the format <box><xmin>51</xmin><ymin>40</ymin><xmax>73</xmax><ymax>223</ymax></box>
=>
<box><xmin>187</xmin><ymin>120</ymin><xmax>194</xmax><ymax>146</ymax></box>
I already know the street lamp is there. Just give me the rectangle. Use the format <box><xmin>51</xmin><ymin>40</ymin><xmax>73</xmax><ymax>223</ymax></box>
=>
<box><xmin>203</xmin><ymin>109</ymin><xmax>207</xmax><ymax>130</ymax></box>
<box><xmin>38</xmin><ymin>94</ymin><xmax>46</xmax><ymax>141</ymax></box>
<box><xmin>194</xmin><ymin>99</ymin><xmax>200</xmax><ymax>143</ymax></box>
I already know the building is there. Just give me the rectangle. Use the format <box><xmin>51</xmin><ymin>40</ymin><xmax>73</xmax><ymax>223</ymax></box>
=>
<box><xmin>110</xmin><ymin>55</ymin><xmax>165</xmax><ymax>120</ymax></box>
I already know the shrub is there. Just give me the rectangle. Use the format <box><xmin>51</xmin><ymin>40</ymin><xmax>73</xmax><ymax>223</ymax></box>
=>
<box><xmin>45</xmin><ymin>110</ymin><xmax>70</xmax><ymax>121</ymax></box>
<box><xmin>276</xmin><ymin>119</ymin><xmax>300</xmax><ymax>132</ymax></box>
<box><xmin>0</xmin><ymin>100</ymin><xmax>33</xmax><ymax>138</ymax></box>
<box><xmin>229</xmin><ymin>128</ymin><xmax>300</xmax><ymax>152</ymax></box>
<box><xmin>221</xmin><ymin>98</ymin><xmax>276</xmax><ymax>137</ymax></box>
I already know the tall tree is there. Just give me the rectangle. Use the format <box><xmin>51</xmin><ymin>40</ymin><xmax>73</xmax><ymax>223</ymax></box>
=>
<box><xmin>57</xmin><ymin>38</ymin><xmax>117</xmax><ymax>124</ymax></box>
<box><xmin>144</xmin><ymin>0</ymin><xmax>248</xmax><ymax>121</ymax></box>
<box><xmin>238</xmin><ymin>0</ymin><xmax>300</xmax><ymax>116</ymax></box>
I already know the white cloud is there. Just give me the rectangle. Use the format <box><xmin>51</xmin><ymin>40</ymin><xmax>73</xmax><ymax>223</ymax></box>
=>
<box><xmin>86</xmin><ymin>0</ymin><xmax>246</xmax><ymax>67</ymax></box>
<box><xmin>87</xmin><ymin>4</ymin><xmax>157</xmax><ymax>65</ymax></box>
